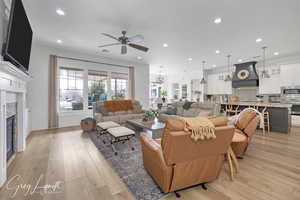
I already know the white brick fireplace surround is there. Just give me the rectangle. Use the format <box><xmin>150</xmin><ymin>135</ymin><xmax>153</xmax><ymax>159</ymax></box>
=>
<box><xmin>0</xmin><ymin>61</ymin><xmax>30</xmax><ymax>188</ymax></box>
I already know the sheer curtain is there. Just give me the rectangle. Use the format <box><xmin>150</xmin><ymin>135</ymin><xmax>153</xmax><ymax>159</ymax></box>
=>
<box><xmin>48</xmin><ymin>55</ymin><xmax>59</xmax><ymax>128</ymax></box>
<box><xmin>129</xmin><ymin>66</ymin><xmax>135</xmax><ymax>99</ymax></box>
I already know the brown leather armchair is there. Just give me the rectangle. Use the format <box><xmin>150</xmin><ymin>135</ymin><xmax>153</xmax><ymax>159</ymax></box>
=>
<box><xmin>231</xmin><ymin>109</ymin><xmax>260</xmax><ymax>157</ymax></box>
<box><xmin>140</xmin><ymin>117</ymin><xmax>235</xmax><ymax>194</ymax></box>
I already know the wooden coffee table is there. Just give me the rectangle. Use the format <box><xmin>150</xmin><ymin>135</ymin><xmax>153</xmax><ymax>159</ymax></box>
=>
<box><xmin>126</xmin><ymin>118</ymin><xmax>165</xmax><ymax>139</ymax></box>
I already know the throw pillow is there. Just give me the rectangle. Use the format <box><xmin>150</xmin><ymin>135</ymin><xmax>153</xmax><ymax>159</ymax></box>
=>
<box><xmin>183</xmin><ymin>101</ymin><xmax>194</xmax><ymax>110</ymax></box>
<box><xmin>165</xmin><ymin>106</ymin><xmax>177</xmax><ymax>115</ymax></box>
<box><xmin>99</xmin><ymin>105</ymin><xmax>108</xmax><ymax>116</ymax></box>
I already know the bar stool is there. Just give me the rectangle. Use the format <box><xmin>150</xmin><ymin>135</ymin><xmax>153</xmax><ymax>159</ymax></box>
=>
<box><xmin>226</xmin><ymin>104</ymin><xmax>241</xmax><ymax>116</ymax></box>
<box><xmin>262</xmin><ymin>107</ymin><xmax>270</xmax><ymax>135</ymax></box>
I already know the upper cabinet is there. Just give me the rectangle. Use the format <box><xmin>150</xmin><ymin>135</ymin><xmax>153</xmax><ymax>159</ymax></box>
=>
<box><xmin>259</xmin><ymin>65</ymin><xmax>281</xmax><ymax>94</ymax></box>
<box><xmin>280</xmin><ymin>63</ymin><xmax>300</xmax><ymax>86</ymax></box>
<box><xmin>206</xmin><ymin>73</ymin><xmax>232</xmax><ymax>95</ymax></box>
<box><xmin>259</xmin><ymin>63</ymin><xmax>300</xmax><ymax>94</ymax></box>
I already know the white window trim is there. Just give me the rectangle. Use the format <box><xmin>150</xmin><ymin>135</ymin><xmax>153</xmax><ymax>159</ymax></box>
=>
<box><xmin>58</xmin><ymin>67</ymin><xmax>129</xmax><ymax>114</ymax></box>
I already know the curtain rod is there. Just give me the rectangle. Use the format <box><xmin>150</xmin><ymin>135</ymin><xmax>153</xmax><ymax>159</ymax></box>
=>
<box><xmin>56</xmin><ymin>55</ymin><xmax>132</xmax><ymax>69</ymax></box>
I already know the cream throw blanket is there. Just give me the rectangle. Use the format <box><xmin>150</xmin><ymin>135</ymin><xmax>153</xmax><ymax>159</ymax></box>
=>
<box><xmin>180</xmin><ymin>117</ymin><xmax>216</xmax><ymax>141</ymax></box>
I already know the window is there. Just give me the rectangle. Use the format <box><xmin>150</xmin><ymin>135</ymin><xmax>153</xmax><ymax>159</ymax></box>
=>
<box><xmin>88</xmin><ymin>71</ymin><xmax>108</xmax><ymax>109</ymax></box>
<box><xmin>59</xmin><ymin>67</ymin><xmax>84</xmax><ymax>111</ymax></box>
<box><xmin>111</xmin><ymin>72</ymin><xmax>128</xmax><ymax>100</ymax></box>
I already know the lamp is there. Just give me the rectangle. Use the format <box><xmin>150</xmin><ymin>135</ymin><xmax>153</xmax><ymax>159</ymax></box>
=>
<box><xmin>224</xmin><ymin>54</ymin><xmax>232</xmax><ymax>81</ymax></box>
<box><xmin>200</xmin><ymin>61</ymin><xmax>207</xmax><ymax>84</ymax></box>
<box><xmin>261</xmin><ymin>46</ymin><xmax>270</xmax><ymax>78</ymax></box>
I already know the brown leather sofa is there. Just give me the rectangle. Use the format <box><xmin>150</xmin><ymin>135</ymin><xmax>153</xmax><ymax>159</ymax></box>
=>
<box><xmin>140</xmin><ymin>117</ymin><xmax>235</xmax><ymax>193</ymax></box>
<box><xmin>231</xmin><ymin>109</ymin><xmax>260</xmax><ymax>157</ymax></box>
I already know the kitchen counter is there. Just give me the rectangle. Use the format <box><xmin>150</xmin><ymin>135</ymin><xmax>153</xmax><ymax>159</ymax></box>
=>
<box><xmin>220</xmin><ymin>102</ymin><xmax>292</xmax><ymax>134</ymax></box>
<box><xmin>220</xmin><ymin>102</ymin><xmax>292</xmax><ymax>108</ymax></box>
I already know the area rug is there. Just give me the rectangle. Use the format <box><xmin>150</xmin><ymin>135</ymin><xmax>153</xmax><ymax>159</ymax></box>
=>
<box><xmin>89</xmin><ymin>131</ymin><xmax>165</xmax><ymax>200</ymax></box>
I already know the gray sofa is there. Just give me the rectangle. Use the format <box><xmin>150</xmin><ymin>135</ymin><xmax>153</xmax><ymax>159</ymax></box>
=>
<box><xmin>159</xmin><ymin>101</ymin><xmax>220</xmax><ymax>122</ymax></box>
<box><xmin>93</xmin><ymin>100</ymin><xmax>145</xmax><ymax>124</ymax></box>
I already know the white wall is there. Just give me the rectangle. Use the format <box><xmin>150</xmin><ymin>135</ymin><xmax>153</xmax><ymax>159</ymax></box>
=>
<box><xmin>28</xmin><ymin>41</ymin><xmax>149</xmax><ymax>131</ymax></box>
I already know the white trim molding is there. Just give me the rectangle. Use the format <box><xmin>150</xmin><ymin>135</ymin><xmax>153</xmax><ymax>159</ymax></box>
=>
<box><xmin>0</xmin><ymin>61</ymin><xmax>30</xmax><ymax>188</ymax></box>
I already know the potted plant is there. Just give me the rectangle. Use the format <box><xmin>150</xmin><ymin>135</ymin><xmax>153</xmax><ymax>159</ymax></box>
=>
<box><xmin>161</xmin><ymin>90</ymin><xmax>168</xmax><ymax>103</ymax></box>
<box><xmin>142</xmin><ymin>109</ymin><xmax>157</xmax><ymax>123</ymax></box>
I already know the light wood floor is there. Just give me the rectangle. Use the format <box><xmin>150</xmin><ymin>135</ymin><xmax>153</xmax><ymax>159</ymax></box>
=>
<box><xmin>0</xmin><ymin>127</ymin><xmax>300</xmax><ymax>200</ymax></box>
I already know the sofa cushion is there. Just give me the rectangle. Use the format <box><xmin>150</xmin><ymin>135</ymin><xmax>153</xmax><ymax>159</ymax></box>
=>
<box><xmin>165</xmin><ymin>106</ymin><xmax>177</xmax><ymax>115</ymax></box>
<box><xmin>197</xmin><ymin>111</ymin><xmax>213</xmax><ymax>117</ymax></box>
<box><xmin>133</xmin><ymin>104</ymin><xmax>143</xmax><ymax>114</ymax></box>
<box><xmin>182</xmin><ymin>108</ymin><xmax>199</xmax><ymax>117</ymax></box>
<box><xmin>102</xmin><ymin>115</ymin><xmax>120</xmax><ymax>123</ymax></box>
<box><xmin>176</xmin><ymin>107</ymin><xmax>184</xmax><ymax>116</ymax></box>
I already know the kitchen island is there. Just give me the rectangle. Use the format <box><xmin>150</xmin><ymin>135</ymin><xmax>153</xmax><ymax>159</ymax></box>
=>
<box><xmin>220</xmin><ymin>102</ymin><xmax>292</xmax><ymax>133</ymax></box>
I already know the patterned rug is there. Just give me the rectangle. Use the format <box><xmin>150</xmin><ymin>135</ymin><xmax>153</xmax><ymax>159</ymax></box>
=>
<box><xmin>89</xmin><ymin>131</ymin><xmax>165</xmax><ymax>200</ymax></box>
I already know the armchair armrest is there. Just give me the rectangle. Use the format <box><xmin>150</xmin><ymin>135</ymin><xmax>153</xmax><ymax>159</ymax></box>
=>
<box><xmin>140</xmin><ymin>133</ymin><xmax>173</xmax><ymax>193</ymax></box>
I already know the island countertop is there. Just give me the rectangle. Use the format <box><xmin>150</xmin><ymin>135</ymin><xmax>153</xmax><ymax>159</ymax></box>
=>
<box><xmin>220</xmin><ymin>102</ymin><xmax>292</xmax><ymax>108</ymax></box>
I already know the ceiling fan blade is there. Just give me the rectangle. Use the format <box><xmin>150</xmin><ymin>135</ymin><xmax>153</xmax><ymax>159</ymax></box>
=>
<box><xmin>98</xmin><ymin>43</ymin><xmax>121</xmax><ymax>48</ymax></box>
<box><xmin>121</xmin><ymin>45</ymin><xmax>127</xmax><ymax>54</ymax></box>
<box><xmin>128</xmin><ymin>43</ymin><xmax>149</xmax><ymax>52</ymax></box>
<box><xmin>128</xmin><ymin>34</ymin><xmax>144</xmax><ymax>43</ymax></box>
<box><xmin>101</xmin><ymin>33</ymin><xmax>119</xmax><ymax>41</ymax></box>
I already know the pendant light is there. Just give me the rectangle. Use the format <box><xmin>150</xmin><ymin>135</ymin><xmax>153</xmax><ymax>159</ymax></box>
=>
<box><xmin>200</xmin><ymin>61</ymin><xmax>207</xmax><ymax>84</ymax></box>
<box><xmin>156</xmin><ymin>66</ymin><xmax>164</xmax><ymax>84</ymax></box>
<box><xmin>224</xmin><ymin>54</ymin><xmax>232</xmax><ymax>81</ymax></box>
<box><xmin>261</xmin><ymin>46</ymin><xmax>270</xmax><ymax>78</ymax></box>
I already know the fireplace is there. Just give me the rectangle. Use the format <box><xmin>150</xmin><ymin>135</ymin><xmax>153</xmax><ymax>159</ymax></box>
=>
<box><xmin>0</xmin><ymin>61</ymin><xmax>30</xmax><ymax>188</ymax></box>
<box><xmin>6</xmin><ymin>115</ymin><xmax>15</xmax><ymax>161</ymax></box>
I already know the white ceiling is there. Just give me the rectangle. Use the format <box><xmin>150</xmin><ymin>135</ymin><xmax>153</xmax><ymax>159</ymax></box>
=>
<box><xmin>24</xmin><ymin>0</ymin><xmax>300</xmax><ymax>74</ymax></box>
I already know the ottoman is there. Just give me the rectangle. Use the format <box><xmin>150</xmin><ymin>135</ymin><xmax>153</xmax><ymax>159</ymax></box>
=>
<box><xmin>107</xmin><ymin>126</ymin><xmax>135</xmax><ymax>155</ymax></box>
<box><xmin>97</xmin><ymin>121</ymin><xmax>120</xmax><ymax>143</ymax></box>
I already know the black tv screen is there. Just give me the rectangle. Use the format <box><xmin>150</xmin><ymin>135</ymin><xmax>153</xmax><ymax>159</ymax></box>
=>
<box><xmin>3</xmin><ymin>0</ymin><xmax>33</xmax><ymax>72</ymax></box>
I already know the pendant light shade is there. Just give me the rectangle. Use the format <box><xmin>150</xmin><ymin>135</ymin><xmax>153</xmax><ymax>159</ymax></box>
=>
<box><xmin>261</xmin><ymin>46</ymin><xmax>270</xmax><ymax>78</ymax></box>
<box><xmin>224</xmin><ymin>54</ymin><xmax>232</xmax><ymax>81</ymax></box>
<box><xmin>200</xmin><ymin>61</ymin><xmax>207</xmax><ymax>84</ymax></box>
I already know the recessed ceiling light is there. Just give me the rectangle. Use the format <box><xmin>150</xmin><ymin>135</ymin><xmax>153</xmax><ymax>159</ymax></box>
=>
<box><xmin>256</xmin><ymin>38</ymin><xmax>262</xmax><ymax>43</ymax></box>
<box><xmin>212</xmin><ymin>64</ymin><xmax>217</xmax><ymax>68</ymax></box>
<box><xmin>238</xmin><ymin>59</ymin><xmax>243</xmax><ymax>62</ymax></box>
<box><xmin>214</xmin><ymin>17</ymin><xmax>222</xmax><ymax>24</ymax></box>
<box><xmin>188</xmin><ymin>58</ymin><xmax>193</xmax><ymax>61</ymax></box>
<box><xmin>57</xmin><ymin>39</ymin><xmax>62</xmax><ymax>44</ymax></box>
<box><xmin>56</xmin><ymin>9</ymin><xmax>65</xmax><ymax>16</ymax></box>
<box><xmin>137</xmin><ymin>56</ymin><xmax>142</xmax><ymax>60</ymax></box>
<box><xmin>274</xmin><ymin>52</ymin><xmax>279</xmax><ymax>56</ymax></box>
<box><xmin>215</xmin><ymin>50</ymin><xmax>220</xmax><ymax>54</ymax></box>
<box><xmin>163</xmin><ymin>43</ymin><xmax>168</xmax><ymax>47</ymax></box>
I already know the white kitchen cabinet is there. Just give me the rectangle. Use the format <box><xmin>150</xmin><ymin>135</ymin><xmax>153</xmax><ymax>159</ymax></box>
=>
<box><xmin>207</xmin><ymin>73</ymin><xmax>232</xmax><ymax>94</ymax></box>
<box><xmin>259</xmin><ymin>66</ymin><xmax>281</xmax><ymax>94</ymax></box>
<box><xmin>280</xmin><ymin>63</ymin><xmax>300</xmax><ymax>86</ymax></box>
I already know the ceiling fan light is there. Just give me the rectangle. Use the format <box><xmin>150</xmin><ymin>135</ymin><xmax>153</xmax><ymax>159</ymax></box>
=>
<box><xmin>121</xmin><ymin>45</ymin><xmax>127</xmax><ymax>54</ymax></box>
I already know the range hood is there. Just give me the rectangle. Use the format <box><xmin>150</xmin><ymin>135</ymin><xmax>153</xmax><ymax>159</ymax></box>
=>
<box><xmin>232</xmin><ymin>61</ymin><xmax>259</xmax><ymax>88</ymax></box>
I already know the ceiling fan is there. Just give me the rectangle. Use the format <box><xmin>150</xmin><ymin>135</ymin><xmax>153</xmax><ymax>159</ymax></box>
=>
<box><xmin>98</xmin><ymin>31</ymin><xmax>149</xmax><ymax>54</ymax></box>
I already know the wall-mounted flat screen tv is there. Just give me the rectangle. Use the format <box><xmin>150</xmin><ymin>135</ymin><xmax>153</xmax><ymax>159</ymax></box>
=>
<box><xmin>2</xmin><ymin>0</ymin><xmax>33</xmax><ymax>73</ymax></box>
